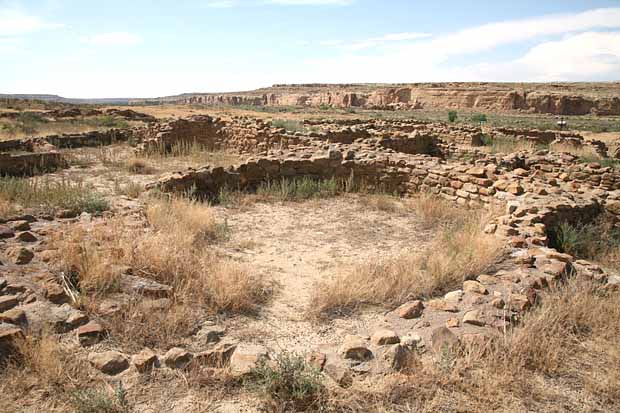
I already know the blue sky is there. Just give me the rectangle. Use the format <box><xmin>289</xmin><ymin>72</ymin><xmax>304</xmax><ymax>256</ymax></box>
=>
<box><xmin>1</xmin><ymin>0</ymin><xmax>620</xmax><ymax>98</ymax></box>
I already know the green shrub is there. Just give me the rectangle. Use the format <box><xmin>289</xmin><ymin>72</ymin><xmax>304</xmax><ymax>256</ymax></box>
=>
<box><xmin>480</xmin><ymin>134</ymin><xmax>493</xmax><ymax>146</ymax></box>
<box><xmin>257</xmin><ymin>177</ymin><xmax>339</xmax><ymax>201</ymax></box>
<box><xmin>247</xmin><ymin>352</ymin><xmax>324</xmax><ymax>411</ymax></box>
<box><xmin>471</xmin><ymin>113</ymin><xmax>487</xmax><ymax>123</ymax></box>
<box><xmin>448</xmin><ymin>110</ymin><xmax>458</xmax><ymax>123</ymax></box>
<box><xmin>271</xmin><ymin>119</ymin><xmax>305</xmax><ymax>133</ymax></box>
<box><xmin>69</xmin><ymin>384</ymin><xmax>129</xmax><ymax>413</ymax></box>
<box><xmin>550</xmin><ymin>218</ymin><xmax>620</xmax><ymax>261</ymax></box>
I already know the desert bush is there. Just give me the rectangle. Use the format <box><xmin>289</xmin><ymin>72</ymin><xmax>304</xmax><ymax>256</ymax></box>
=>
<box><xmin>114</xmin><ymin>180</ymin><xmax>144</xmax><ymax>198</ymax></box>
<box><xmin>70</xmin><ymin>384</ymin><xmax>129</xmax><ymax>413</ymax></box>
<box><xmin>549</xmin><ymin>217</ymin><xmax>620</xmax><ymax>271</ymax></box>
<box><xmin>256</xmin><ymin>177</ymin><xmax>339</xmax><ymax>201</ymax></box>
<box><xmin>1</xmin><ymin>334</ymin><xmax>91</xmax><ymax>403</ymax></box>
<box><xmin>124</xmin><ymin>157</ymin><xmax>156</xmax><ymax>174</ymax></box>
<box><xmin>471</xmin><ymin>113</ymin><xmax>487</xmax><ymax>123</ymax></box>
<box><xmin>448</xmin><ymin>110</ymin><xmax>458</xmax><ymax>123</ymax></box>
<box><xmin>310</xmin><ymin>201</ymin><xmax>502</xmax><ymax>318</ymax></box>
<box><xmin>54</xmin><ymin>197</ymin><xmax>268</xmax><ymax>316</ymax></box>
<box><xmin>0</xmin><ymin>177</ymin><xmax>109</xmax><ymax>215</ymax></box>
<box><xmin>246</xmin><ymin>352</ymin><xmax>325</xmax><ymax>411</ymax></box>
<box><xmin>271</xmin><ymin>119</ymin><xmax>305</xmax><ymax>133</ymax></box>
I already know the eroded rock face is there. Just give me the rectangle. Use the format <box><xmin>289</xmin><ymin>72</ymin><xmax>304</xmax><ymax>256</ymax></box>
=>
<box><xmin>174</xmin><ymin>83</ymin><xmax>620</xmax><ymax>115</ymax></box>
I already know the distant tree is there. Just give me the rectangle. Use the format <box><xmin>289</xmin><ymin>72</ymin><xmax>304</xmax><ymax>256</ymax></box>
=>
<box><xmin>448</xmin><ymin>110</ymin><xmax>458</xmax><ymax>123</ymax></box>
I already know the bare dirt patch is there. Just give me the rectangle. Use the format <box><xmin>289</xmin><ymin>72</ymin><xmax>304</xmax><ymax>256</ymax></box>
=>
<box><xmin>216</xmin><ymin>196</ymin><xmax>436</xmax><ymax>351</ymax></box>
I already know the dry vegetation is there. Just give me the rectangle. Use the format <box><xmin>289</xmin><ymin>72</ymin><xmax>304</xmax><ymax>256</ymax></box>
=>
<box><xmin>52</xmin><ymin>197</ymin><xmax>270</xmax><ymax>351</ymax></box>
<box><xmin>322</xmin><ymin>278</ymin><xmax>620</xmax><ymax>413</ymax></box>
<box><xmin>310</xmin><ymin>195</ymin><xmax>504</xmax><ymax>318</ymax></box>
<box><xmin>0</xmin><ymin>176</ymin><xmax>109</xmax><ymax>217</ymax></box>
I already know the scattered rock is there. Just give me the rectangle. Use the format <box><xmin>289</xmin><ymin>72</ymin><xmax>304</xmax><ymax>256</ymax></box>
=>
<box><xmin>339</xmin><ymin>335</ymin><xmax>373</xmax><ymax>361</ymax></box>
<box><xmin>0</xmin><ymin>225</ymin><xmax>15</xmax><ymax>239</ymax></box>
<box><xmin>370</xmin><ymin>329</ymin><xmax>400</xmax><ymax>346</ymax></box>
<box><xmin>132</xmin><ymin>349</ymin><xmax>159</xmax><ymax>373</ymax></box>
<box><xmin>43</xmin><ymin>282</ymin><xmax>68</xmax><ymax>304</ymax></box>
<box><xmin>6</xmin><ymin>247</ymin><xmax>34</xmax><ymax>265</ymax></box>
<box><xmin>396</xmin><ymin>300</ymin><xmax>424</xmax><ymax>319</ymax></box>
<box><xmin>444</xmin><ymin>290</ymin><xmax>463</xmax><ymax>302</ymax></box>
<box><xmin>381</xmin><ymin>343</ymin><xmax>412</xmax><ymax>371</ymax></box>
<box><xmin>427</xmin><ymin>299</ymin><xmax>459</xmax><ymax>313</ymax></box>
<box><xmin>77</xmin><ymin>321</ymin><xmax>106</xmax><ymax>346</ymax></box>
<box><xmin>446</xmin><ymin>318</ymin><xmax>460</xmax><ymax>328</ymax></box>
<box><xmin>0</xmin><ymin>308</ymin><xmax>26</xmax><ymax>325</ymax></box>
<box><xmin>463</xmin><ymin>310</ymin><xmax>486</xmax><ymax>326</ymax></box>
<box><xmin>195</xmin><ymin>341</ymin><xmax>237</xmax><ymax>368</ymax></box>
<box><xmin>463</xmin><ymin>280</ymin><xmax>488</xmax><ymax>295</ymax></box>
<box><xmin>10</xmin><ymin>221</ymin><xmax>30</xmax><ymax>231</ymax></box>
<box><xmin>229</xmin><ymin>344</ymin><xmax>269</xmax><ymax>376</ymax></box>
<box><xmin>431</xmin><ymin>327</ymin><xmax>459</xmax><ymax>355</ymax></box>
<box><xmin>0</xmin><ymin>295</ymin><xmax>19</xmax><ymax>312</ymax></box>
<box><xmin>163</xmin><ymin>347</ymin><xmax>194</xmax><ymax>370</ymax></box>
<box><xmin>88</xmin><ymin>351</ymin><xmax>130</xmax><ymax>375</ymax></box>
<box><xmin>16</xmin><ymin>231</ymin><xmax>37</xmax><ymax>243</ymax></box>
<box><xmin>323</xmin><ymin>358</ymin><xmax>353</xmax><ymax>387</ymax></box>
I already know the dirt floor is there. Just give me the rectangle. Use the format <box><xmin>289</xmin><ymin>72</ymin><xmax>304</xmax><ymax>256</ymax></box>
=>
<box><xmin>216</xmin><ymin>198</ymin><xmax>434</xmax><ymax>352</ymax></box>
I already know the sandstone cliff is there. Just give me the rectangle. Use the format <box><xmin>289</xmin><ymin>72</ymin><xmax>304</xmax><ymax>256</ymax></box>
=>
<box><xmin>168</xmin><ymin>83</ymin><xmax>620</xmax><ymax>116</ymax></box>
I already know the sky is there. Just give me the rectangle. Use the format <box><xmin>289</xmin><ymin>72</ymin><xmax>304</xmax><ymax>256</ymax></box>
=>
<box><xmin>1</xmin><ymin>0</ymin><xmax>620</xmax><ymax>98</ymax></box>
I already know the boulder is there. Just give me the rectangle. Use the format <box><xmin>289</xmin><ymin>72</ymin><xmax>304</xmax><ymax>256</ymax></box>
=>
<box><xmin>16</xmin><ymin>232</ymin><xmax>37</xmax><ymax>243</ymax></box>
<box><xmin>431</xmin><ymin>327</ymin><xmax>459</xmax><ymax>354</ymax></box>
<box><xmin>229</xmin><ymin>344</ymin><xmax>269</xmax><ymax>376</ymax></box>
<box><xmin>0</xmin><ymin>225</ymin><xmax>15</xmax><ymax>239</ymax></box>
<box><xmin>132</xmin><ymin>349</ymin><xmax>159</xmax><ymax>373</ymax></box>
<box><xmin>163</xmin><ymin>347</ymin><xmax>194</xmax><ymax>370</ymax></box>
<box><xmin>370</xmin><ymin>329</ymin><xmax>400</xmax><ymax>346</ymax></box>
<box><xmin>0</xmin><ymin>295</ymin><xmax>19</xmax><ymax>312</ymax></box>
<box><xmin>6</xmin><ymin>247</ymin><xmax>34</xmax><ymax>265</ymax></box>
<box><xmin>396</xmin><ymin>300</ymin><xmax>424</xmax><ymax>319</ymax></box>
<box><xmin>77</xmin><ymin>321</ymin><xmax>106</xmax><ymax>346</ymax></box>
<box><xmin>463</xmin><ymin>310</ymin><xmax>486</xmax><ymax>326</ymax></box>
<box><xmin>339</xmin><ymin>335</ymin><xmax>373</xmax><ymax>361</ymax></box>
<box><xmin>88</xmin><ymin>351</ymin><xmax>129</xmax><ymax>375</ymax></box>
<box><xmin>463</xmin><ymin>280</ymin><xmax>488</xmax><ymax>295</ymax></box>
<box><xmin>195</xmin><ymin>341</ymin><xmax>237</xmax><ymax>368</ymax></box>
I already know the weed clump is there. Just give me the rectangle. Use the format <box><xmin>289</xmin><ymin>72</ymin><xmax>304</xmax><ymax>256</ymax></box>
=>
<box><xmin>0</xmin><ymin>177</ymin><xmax>109</xmax><ymax>216</ymax></box>
<box><xmin>246</xmin><ymin>352</ymin><xmax>325</xmax><ymax>411</ymax></box>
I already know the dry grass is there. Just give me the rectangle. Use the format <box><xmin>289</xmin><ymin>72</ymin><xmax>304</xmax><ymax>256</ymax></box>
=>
<box><xmin>0</xmin><ymin>334</ymin><xmax>93</xmax><ymax>411</ymax></box>
<box><xmin>310</xmin><ymin>196</ymin><xmax>503</xmax><ymax>318</ymax></box>
<box><xmin>52</xmin><ymin>197</ymin><xmax>269</xmax><ymax>351</ymax></box>
<box><xmin>323</xmin><ymin>279</ymin><xmax>620</xmax><ymax>412</ymax></box>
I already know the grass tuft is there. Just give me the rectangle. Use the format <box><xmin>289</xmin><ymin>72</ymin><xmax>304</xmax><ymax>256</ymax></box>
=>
<box><xmin>246</xmin><ymin>352</ymin><xmax>325</xmax><ymax>411</ymax></box>
<box><xmin>0</xmin><ymin>177</ymin><xmax>109</xmax><ymax>216</ymax></box>
<box><xmin>310</xmin><ymin>196</ymin><xmax>502</xmax><ymax>318</ymax></box>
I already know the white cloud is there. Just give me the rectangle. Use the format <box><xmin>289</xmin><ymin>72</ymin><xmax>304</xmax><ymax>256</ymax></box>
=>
<box><xmin>205</xmin><ymin>0</ymin><xmax>237</xmax><ymax>8</ymax></box>
<box><xmin>297</xmin><ymin>7</ymin><xmax>620</xmax><ymax>84</ymax></box>
<box><xmin>0</xmin><ymin>8</ymin><xmax>64</xmax><ymax>36</ymax></box>
<box><xmin>80</xmin><ymin>32</ymin><xmax>142</xmax><ymax>46</ymax></box>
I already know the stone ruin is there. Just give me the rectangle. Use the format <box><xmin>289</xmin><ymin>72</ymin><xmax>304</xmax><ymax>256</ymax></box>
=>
<box><xmin>2</xmin><ymin>111</ymin><xmax>620</xmax><ymax>385</ymax></box>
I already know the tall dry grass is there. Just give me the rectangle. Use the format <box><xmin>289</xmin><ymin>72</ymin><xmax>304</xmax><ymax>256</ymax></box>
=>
<box><xmin>53</xmin><ymin>197</ymin><xmax>270</xmax><ymax>350</ymax></box>
<box><xmin>324</xmin><ymin>279</ymin><xmax>620</xmax><ymax>412</ymax></box>
<box><xmin>310</xmin><ymin>195</ymin><xmax>503</xmax><ymax>318</ymax></box>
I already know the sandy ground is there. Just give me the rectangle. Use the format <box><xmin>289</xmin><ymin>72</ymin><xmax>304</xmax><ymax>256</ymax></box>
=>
<box><xmin>214</xmin><ymin>198</ymin><xmax>434</xmax><ymax>353</ymax></box>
